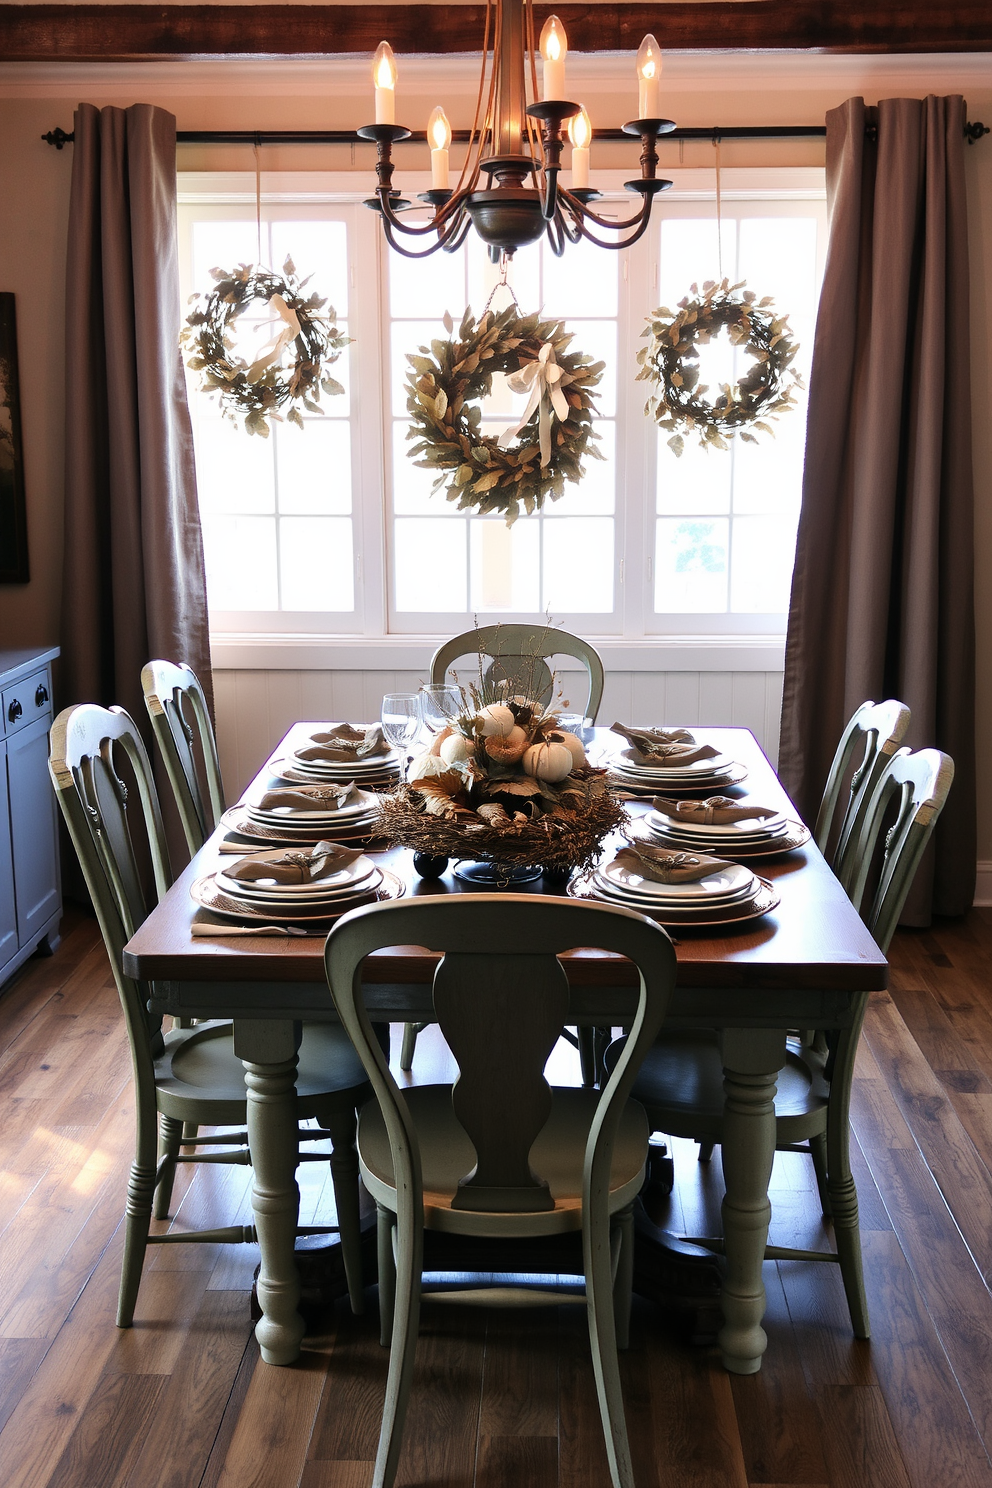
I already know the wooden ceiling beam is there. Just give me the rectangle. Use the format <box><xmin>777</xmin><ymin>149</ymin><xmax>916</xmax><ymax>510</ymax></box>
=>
<box><xmin>1</xmin><ymin>3</ymin><xmax>991</xmax><ymax>63</ymax></box>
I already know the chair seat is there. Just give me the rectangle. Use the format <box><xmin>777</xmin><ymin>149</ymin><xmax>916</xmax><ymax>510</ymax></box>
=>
<box><xmin>156</xmin><ymin>1019</ymin><xmax>369</xmax><ymax>1123</ymax></box>
<box><xmin>358</xmin><ymin>1084</ymin><xmax>650</xmax><ymax>1237</ymax></box>
<box><xmin>629</xmin><ymin>1030</ymin><xmax>830</xmax><ymax>1143</ymax></box>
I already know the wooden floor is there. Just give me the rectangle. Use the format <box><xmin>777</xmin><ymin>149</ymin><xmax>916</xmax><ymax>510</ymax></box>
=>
<box><xmin>2</xmin><ymin>908</ymin><xmax>992</xmax><ymax>1488</ymax></box>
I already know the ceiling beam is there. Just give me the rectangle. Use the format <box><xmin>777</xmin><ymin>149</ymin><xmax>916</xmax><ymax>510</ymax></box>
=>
<box><xmin>1</xmin><ymin>3</ymin><xmax>991</xmax><ymax>63</ymax></box>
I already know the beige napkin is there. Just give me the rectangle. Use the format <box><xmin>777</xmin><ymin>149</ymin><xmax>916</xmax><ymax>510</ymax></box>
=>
<box><xmin>611</xmin><ymin>722</ymin><xmax>719</xmax><ymax>767</ymax></box>
<box><xmin>614</xmin><ymin>843</ymin><xmax>730</xmax><ymax>884</ymax></box>
<box><xmin>257</xmin><ymin>782</ymin><xmax>364</xmax><ymax>812</ymax></box>
<box><xmin>611</xmin><ymin>721</ymin><xmax>696</xmax><ymax>753</ymax></box>
<box><xmin>298</xmin><ymin>723</ymin><xmax>391</xmax><ymax>763</ymax></box>
<box><xmin>653</xmin><ymin>795</ymin><xmax>778</xmax><ymax>824</ymax></box>
<box><xmin>226</xmin><ymin>841</ymin><xmax>364</xmax><ymax>884</ymax></box>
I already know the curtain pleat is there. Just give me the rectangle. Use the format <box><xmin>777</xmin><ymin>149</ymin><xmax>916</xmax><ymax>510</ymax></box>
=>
<box><xmin>62</xmin><ymin>103</ymin><xmax>212</xmax><ymax>733</ymax></box>
<box><xmin>779</xmin><ymin>95</ymin><xmax>975</xmax><ymax>921</ymax></box>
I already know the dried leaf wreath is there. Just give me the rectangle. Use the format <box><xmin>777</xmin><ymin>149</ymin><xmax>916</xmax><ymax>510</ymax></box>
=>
<box><xmin>405</xmin><ymin>305</ymin><xmax>605</xmax><ymax>525</ymax></box>
<box><xmin>181</xmin><ymin>257</ymin><xmax>352</xmax><ymax>437</ymax></box>
<box><xmin>636</xmin><ymin>278</ymin><xmax>803</xmax><ymax>455</ymax></box>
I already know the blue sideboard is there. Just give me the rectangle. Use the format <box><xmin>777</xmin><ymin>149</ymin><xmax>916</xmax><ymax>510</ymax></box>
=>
<box><xmin>0</xmin><ymin>647</ymin><xmax>61</xmax><ymax>988</ymax></box>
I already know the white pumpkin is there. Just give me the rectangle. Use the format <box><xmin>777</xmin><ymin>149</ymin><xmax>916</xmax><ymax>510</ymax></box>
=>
<box><xmin>551</xmin><ymin>730</ymin><xmax>586</xmax><ymax>768</ymax></box>
<box><xmin>439</xmin><ymin>732</ymin><xmax>473</xmax><ymax>765</ymax></box>
<box><xmin>522</xmin><ymin>741</ymin><xmax>573</xmax><ymax>783</ymax></box>
<box><xmin>408</xmin><ymin>752</ymin><xmax>447</xmax><ymax>781</ymax></box>
<box><xmin>429</xmin><ymin>725</ymin><xmax>453</xmax><ymax>757</ymax></box>
<box><xmin>483</xmin><ymin>724</ymin><xmax>528</xmax><ymax>763</ymax></box>
<box><xmin>477</xmin><ymin>703</ymin><xmax>516</xmax><ymax>738</ymax></box>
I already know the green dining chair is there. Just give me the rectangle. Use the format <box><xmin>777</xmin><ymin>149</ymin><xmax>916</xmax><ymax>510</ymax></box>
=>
<box><xmin>615</xmin><ymin>745</ymin><xmax>953</xmax><ymax>1341</ymax></box>
<box><xmin>429</xmin><ymin>623</ymin><xmax>605</xmax><ymax>724</ymax></box>
<box><xmin>142</xmin><ymin>659</ymin><xmax>226</xmax><ymax>858</ymax></box>
<box><xmin>49</xmin><ymin>702</ymin><xmax>370</xmax><ymax>1326</ymax></box>
<box><xmin>324</xmin><ymin>894</ymin><xmax>677</xmax><ymax>1488</ymax></box>
<box><xmin>814</xmin><ymin>698</ymin><xmax>911</xmax><ymax>891</ymax></box>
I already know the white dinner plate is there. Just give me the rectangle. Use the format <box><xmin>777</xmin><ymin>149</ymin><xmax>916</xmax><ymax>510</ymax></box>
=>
<box><xmin>648</xmin><ymin>808</ymin><xmax>788</xmax><ymax>837</ymax></box>
<box><xmin>597</xmin><ymin>857</ymin><xmax>754</xmax><ymax>901</ymax></box>
<box><xmin>615</xmin><ymin>748</ymin><xmax>735</xmax><ymax>777</ymax></box>
<box><xmin>216</xmin><ymin>850</ymin><xmax>376</xmax><ymax>898</ymax></box>
<box><xmin>591</xmin><ymin>873</ymin><xmax>758</xmax><ymax>911</ymax></box>
<box><xmin>190</xmin><ymin>870</ymin><xmax>404</xmax><ymax>924</ymax></box>
<box><xmin>211</xmin><ymin>868</ymin><xmax>383</xmax><ymax>907</ymax></box>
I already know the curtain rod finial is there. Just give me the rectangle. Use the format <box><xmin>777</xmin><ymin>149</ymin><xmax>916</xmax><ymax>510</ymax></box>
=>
<box><xmin>42</xmin><ymin>127</ymin><xmax>73</xmax><ymax>149</ymax></box>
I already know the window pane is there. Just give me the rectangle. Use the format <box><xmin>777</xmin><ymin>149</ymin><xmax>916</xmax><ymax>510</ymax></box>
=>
<box><xmin>193</xmin><ymin>416</ymin><xmax>275</xmax><ymax>515</ymax></box>
<box><xmin>391</xmin><ymin>239</ymin><xmax>468</xmax><ymax>320</ymax></box>
<box><xmin>541</xmin><ymin>238</ymin><xmax>619</xmax><ymax>319</ymax></box>
<box><xmin>657</xmin><ymin>438</ymin><xmax>731</xmax><ymax>516</ymax></box>
<box><xmin>732</xmin><ymin>417</ymin><xmax>806</xmax><ymax>516</ymax></box>
<box><xmin>392</xmin><ymin>421</ymin><xmax>452</xmax><ymax>515</ymax></box>
<box><xmin>394</xmin><ymin>518</ymin><xmax>468</xmax><ymax>611</ymax></box>
<box><xmin>469</xmin><ymin>519</ymin><xmax>540</xmax><ymax>611</ymax></box>
<box><xmin>543</xmin><ymin>518</ymin><xmax>614</xmax><ymax>612</ymax></box>
<box><xmin>658</xmin><ymin>218</ymin><xmax>737</xmax><ymax>306</ymax></box>
<box><xmin>270</xmin><ymin>221</ymin><xmax>349</xmax><ymax>314</ymax></box>
<box><xmin>201</xmin><ymin>515</ymin><xmax>279</xmax><ymax>610</ymax></box>
<box><xmin>730</xmin><ymin>515</ymin><xmax>798</xmax><ymax>613</ymax></box>
<box><xmin>655</xmin><ymin>517</ymin><xmax>729</xmax><ymax>612</ymax></box>
<box><xmin>392</xmin><ymin>320</ymin><xmax>448</xmax><ymax>417</ymax></box>
<box><xmin>191</xmin><ymin>220</ymin><xmax>258</xmax><ymax>283</ymax></box>
<box><xmin>565</xmin><ymin>320</ymin><xmax>617</xmax><ymax>418</ymax></box>
<box><xmin>277</xmin><ymin>422</ymin><xmax>352</xmax><ymax>514</ymax></box>
<box><xmin>279</xmin><ymin>517</ymin><xmax>354</xmax><ymax>610</ymax></box>
<box><xmin>550</xmin><ymin>421</ymin><xmax>615</xmax><ymax>516</ymax></box>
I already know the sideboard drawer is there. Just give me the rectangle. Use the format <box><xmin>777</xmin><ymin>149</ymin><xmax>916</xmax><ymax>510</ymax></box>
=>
<box><xmin>2</xmin><ymin>669</ymin><xmax>52</xmax><ymax>736</ymax></box>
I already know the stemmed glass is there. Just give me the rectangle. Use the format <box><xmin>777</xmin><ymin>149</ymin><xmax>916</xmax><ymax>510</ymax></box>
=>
<box><xmin>381</xmin><ymin>693</ymin><xmax>422</xmax><ymax>773</ymax></box>
<box><xmin>419</xmin><ymin>683</ymin><xmax>464</xmax><ymax>742</ymax></box>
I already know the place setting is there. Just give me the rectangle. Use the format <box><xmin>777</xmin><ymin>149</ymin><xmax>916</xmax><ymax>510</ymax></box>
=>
<box><xmin>190</xmin><ymin>840</ymin><xmax>405</xmax><ymax>936</ymax></box>
<box><xmin>636</xmin><ymin>793</ymin><xmax>811</xmax><ymax>860</ymax></box>
<box><xmin>268</xmin><ymin>722</ymin><xmax>405</xmax><ymax>792</ymax></box>
<box><xmin>603</xmin><ymin>722</ymin><xmax>748</xmax><ymax>797</ymax></box>
<box><xmin>218</xmin><ymin>778</ymin><xmax>383</xmax><ymax>850</ymax></box>
<box><xmin>568</xmin><ymin>837</ymin><xmax>779</xmax><ymax>930</ymax></box>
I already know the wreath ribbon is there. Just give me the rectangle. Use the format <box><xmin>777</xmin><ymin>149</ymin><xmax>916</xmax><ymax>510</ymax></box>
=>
<box><xmin>246</xmin><ymin>293</ymin><xmax>302</xmax><ymax>382</ymax></box>
<box><xmin>498</xmin><ymin>341</ymin><xmax>572</xmax><ymax>466</ymax></box>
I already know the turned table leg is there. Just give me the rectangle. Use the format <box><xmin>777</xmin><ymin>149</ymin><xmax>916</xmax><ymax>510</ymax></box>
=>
<box><xmin>235</xmin><ymin>1018</ymin><xmax>305</xmax><ymax>1366</ymax></box>
<box><xmin>716</xmin><ymin>1027</ymin><xmax>785</xmax><ymax>1375</ymax></box>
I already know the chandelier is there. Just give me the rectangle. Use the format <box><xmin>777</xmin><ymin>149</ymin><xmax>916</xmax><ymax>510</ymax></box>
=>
<box><xmin>358</xmin><ymin>0</ymin><xmax>674</xmax><ymax>261</ymax></box>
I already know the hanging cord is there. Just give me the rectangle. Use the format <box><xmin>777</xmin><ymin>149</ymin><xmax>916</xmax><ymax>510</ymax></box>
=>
<box><xmin>714</xmin><ymin>134</ymin><xmax>724</xmax><ymax>282</ymax></box>
<box><xmin>482</xmin><ymin>253</ymin><xmax>521</xmax><ymax>317</ymax></box>
<box><xmin>254</xmin><ymin>135</ymin><xmax>263</xmax><ymax>266</ymax></box>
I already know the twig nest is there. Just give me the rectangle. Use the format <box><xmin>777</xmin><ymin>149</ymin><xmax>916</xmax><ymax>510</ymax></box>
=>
<box><xmin>477</xmin><ymin>703</ymin><xmax>517</xmax><ymax>738</ymax></box>
<box><xmin>523</xmin><ymin>741</ymin><xmax>573</xmax><ymax>783</ymax></box>
<box><xmin>484</xmin><ymin>725</ymin><xmax>529</xmax><ymax>765</ymax></box>
<box><xmin>550</xmin><ymin>730</ymin><xmax>586</xmax><ymax>769</ymax></box>
<box><xmin>439</xmin><ymin>732</ymin><xmax>473</xmax><ymax>765</ymax></box>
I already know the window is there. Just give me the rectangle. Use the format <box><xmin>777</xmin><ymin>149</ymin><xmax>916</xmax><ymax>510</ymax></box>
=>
<box><xmin>178</xmin><ymin>169</ymin><xmax>825</xmax><ymax>645</ymax></box>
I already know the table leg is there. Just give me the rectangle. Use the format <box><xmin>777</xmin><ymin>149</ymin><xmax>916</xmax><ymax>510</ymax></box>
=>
<box><xmin>716</xmin><ymin>1027</ymin><xmax>785</xmax><ymax>1375</ymax></box>
<box><xmin>235</xmin><ymin>1018</ymin><xmax>305</xmax><ymax>1366</ymax></box>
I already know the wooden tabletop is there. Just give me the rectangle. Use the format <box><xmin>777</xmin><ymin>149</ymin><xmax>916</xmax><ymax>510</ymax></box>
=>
<box><xmin>122</xmin><ymin>724</ymin><xmax>887</xmax><ymax>993</ymax></box>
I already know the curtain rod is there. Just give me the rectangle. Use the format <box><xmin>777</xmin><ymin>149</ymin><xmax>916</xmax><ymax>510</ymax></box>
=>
<box><xmin>42</xmin><ymin>122</ymin><xmax>991</xmax><ymax>149</ymax></box>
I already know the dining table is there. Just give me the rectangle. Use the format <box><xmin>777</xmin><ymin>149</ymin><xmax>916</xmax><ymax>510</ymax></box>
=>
<box><xmin>122</xmin><ymin>722</ymin><xmax>887</xmax><ymax>1373</ymax></box>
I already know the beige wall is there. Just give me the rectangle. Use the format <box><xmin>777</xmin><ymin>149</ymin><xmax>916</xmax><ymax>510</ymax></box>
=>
<box><xmin>1</xmin><ymin>51</ymin><xmax>990</xmax><ymax>851</ymax></box>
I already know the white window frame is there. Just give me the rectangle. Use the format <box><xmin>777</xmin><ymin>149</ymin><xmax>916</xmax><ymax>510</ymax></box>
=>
<box><xmin>178</xmin><ymin>167</ymin><xmax>825</xmax><ymax>671</ymax></box>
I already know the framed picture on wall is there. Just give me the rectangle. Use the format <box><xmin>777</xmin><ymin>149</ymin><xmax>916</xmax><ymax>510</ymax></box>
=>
<box><xmin>0</xmin><ymin>293</ymin><xmax>29</xmax><ymax>583</ymax></box>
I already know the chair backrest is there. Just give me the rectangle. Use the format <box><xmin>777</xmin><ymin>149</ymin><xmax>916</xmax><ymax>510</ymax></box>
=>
<box><xmin>814</xmin><ymin>699</ymin><xmax>911</xmax><ymax>889</ymax></box>
<box><xmin>849</xmin><ymin>747</ymin><xmax>955</xmax><ymax>954</ymax></box>
<box><xmin>49</xmin><ymin>703</ymin><xmax>173</xmax><ymax>1085</ymax></box>
<box><xmin>430</xmin><ymin>625</ymin><xmax>605</xmax><ymax>723</ymax></box>
<box><xmin>141</xmin><ymin>660</ymin><xmax>225</xmax><ymax>856</ymax></box>
<box><xmin>325</xmin><ymin>894</ymin><xmax>675</xmax><ymax>1216</ymax></box>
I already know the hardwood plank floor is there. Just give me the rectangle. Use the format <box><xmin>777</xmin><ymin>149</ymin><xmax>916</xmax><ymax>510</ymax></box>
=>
<box><xmin>2</xmin><ymin>906</ymin><xmax>992</xmax><ymax>1487</ymax></box>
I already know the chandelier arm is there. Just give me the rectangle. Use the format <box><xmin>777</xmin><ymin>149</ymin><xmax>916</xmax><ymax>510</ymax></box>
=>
<box><xmin>558</xmin><ymin>189</ymin><xmax>653</xmax><ymax>235</ymax></box>
<box><xmin>376</xmin><ymin>188</ymin><xmax>463</xmax><ymax>238</ymax></box>
<box><xmin>380</xmin><ymin>218</ymin><xmax>449</xmax><ymax>259</ymax></box>
<box><xmin>544</xmin><ymin>212</ymin><xmax>568</xmax><ymax>258</ymax></box>
<box><xmin>556</xmin><ymin>197</ymin><xmax>586</xmax><ymax>245</ymax></box>
<box><xmin>443</xmin><ymin>211</ymin><xmax>475</xmax><ymax>254</ymax></box>
<box><xmin>572</xmin><ymin>204</ymin><xmax>657</xmax><ymax>251</ymax></box>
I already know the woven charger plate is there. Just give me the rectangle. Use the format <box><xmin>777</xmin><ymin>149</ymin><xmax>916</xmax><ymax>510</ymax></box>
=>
<box><xmin>567</xmin><ymin>871</ymin><xmax>779</xmax><ymax>928</ymax></box>
<box><xmin>219</xmin><ymin>805</ymin><xmax>382</xmax><ymax>845</ymax></box>
<box><xmin>190</xmin><ymin>867</ymin><xmax>405</xmax><ymax>924</ymax></box>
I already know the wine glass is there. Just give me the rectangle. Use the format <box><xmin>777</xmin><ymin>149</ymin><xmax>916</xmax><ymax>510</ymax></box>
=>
<box><xmin>381</xmin><ymin>693</ymin><xmax>422</xmax><ymax>770</ymax></box>
<box><xmin>419</xmin><ymin>683</ymin><xmax>464</xmax><ymax>740</ymax></box>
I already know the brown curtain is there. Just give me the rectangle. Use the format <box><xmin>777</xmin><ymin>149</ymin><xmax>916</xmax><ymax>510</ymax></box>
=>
<box><xmin>61</xmin><ymin>103</ymin><xmax>212</xmax><ymax>731</ymax></box>
<box><xmin>779</xmin><ymin>95</ymin><xmax>975</xmax><ymax>922</ymax></box>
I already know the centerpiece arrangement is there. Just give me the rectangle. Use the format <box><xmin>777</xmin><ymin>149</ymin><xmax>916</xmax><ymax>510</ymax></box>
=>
<box><xmin>375</xmin><ymin>684</ymin><xmax>625</xmax><ymax>884</ymax></box>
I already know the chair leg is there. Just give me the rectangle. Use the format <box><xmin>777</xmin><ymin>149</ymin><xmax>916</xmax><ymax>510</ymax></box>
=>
<box><xmin>809</xmin><ymin>1131</ymin><xmax>831</xmax><ymax>1218</ymax></box>
<box><xmin>584</xmin><ymin>1199</ymin><xmax>636</xmax><ymax>1488</ymax></box>
<box><xmin>326</xmin><ymin>1109</ymin><xmax>365</xmax><ymax>1316</ymax></box>
<box><xmin>611</xmin><ymin>1204</ymin><xmax>635</xmax><ymax>1352</ymax></box>
<box><xmin>578</xmin><ymin>1026</ymin><xmax>599</xmax><ymax>1087</ymax></box>
<box><xmin>377</xmin><ymin>1203</ymin><xmax>396</xmax><ymax>1347</ymax></box>
<box><xmin>373</xmin><ymin>1207</ymin><xmax>423</xmax><ymax>1488</ymax></box>
<box><xmin>825</xmin><ymin>1129</ymin><xmax>869</xmax><ymax>1339</ymax></box>
<box><xmin>399</xmin><ymin>1023</ymin><xmax>421</xmax><ymax>1072</ymax></box>
<box><xmin>154</xmin><ymin>1115</ymin><xmax>184</xmax><ymax>1220</ymax></box>
<box><xmin>698</xmin><ymin>1141</ymin><xmax>715</xmax><ymax>1162</ymax></box>
<box><xmin>117</xmin><ymin>1157</ymin><xmax>156</xmax><ymax>1327</ymax></box>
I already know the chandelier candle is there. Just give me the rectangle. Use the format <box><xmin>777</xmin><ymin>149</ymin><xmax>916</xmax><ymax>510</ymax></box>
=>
<box><xmin>373</xmin><ymin>41</ymin><xmax>397</xmax><ymax>125</ymax></box>
<box><xmin>568</xmin><ymin>108</ymin><xmax>592</xmax><ymax>189</ymax></box>
<box><xmin>428</xmin><ymin>107</ymin><xmax>452</xmax><ymax>188</ymax></box>
<box><xmin>637</xmin><ymin>35</ymin><xmax>663</xmax><ymax>120</ymax></box>
<box><xmin>539</xmin><ymin>16</ymin><xmax>568</xmax><ymax>102</ymax></box>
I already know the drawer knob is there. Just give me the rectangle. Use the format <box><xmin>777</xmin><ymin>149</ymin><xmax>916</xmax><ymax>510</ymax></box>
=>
<box><xmin>35</xmin><ymin>683</ymin><xmax>49</xmax><ymax>707</ymax></box>
<box><xmin>7</xmin><ymin>699</ymin><xmax>22</xmax><ymax>723</ymax></box>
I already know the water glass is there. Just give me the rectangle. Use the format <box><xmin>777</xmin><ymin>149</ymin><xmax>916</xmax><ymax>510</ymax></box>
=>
<box><xmin>381</xmin><ymin>693</ymin><xmax>422</xmax><ymax>756</ymax></box>
<box><xmin>419</xmin><ymin>683</ymin><xmax>464</xmax><ymax>738</ymax></box>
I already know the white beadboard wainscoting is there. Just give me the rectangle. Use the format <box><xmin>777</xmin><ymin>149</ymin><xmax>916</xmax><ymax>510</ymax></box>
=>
<box><xmin>211</xmin><ymin>639</ymin><xmax>786</xmax><ymax>801</ymax></box>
